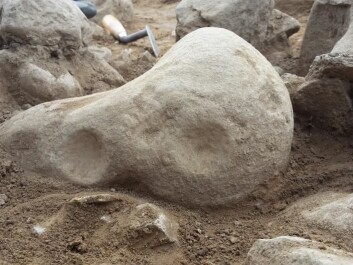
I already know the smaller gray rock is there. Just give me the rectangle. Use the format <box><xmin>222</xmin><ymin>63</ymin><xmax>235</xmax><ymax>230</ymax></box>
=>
<box><xmin>299</xmin><ymin>0</ymin><xmax>351</xmax><ymax>75</ymax></box>
<box><xmin>89</xmin><ymin>21</ymin><xmax>105</xmax><ymax>40</ymax></box>
<box><xmin>128</xmin><ymin>203</ymin><xmax>179</xmax><ymax>247</ymax></box>
<box><xmin>141</xmin><ymin>51</ymin><xmax>156</xmax><ymax>63</ymax></box>
<box><xmin>120</xmin><ymin>49</ymin><xmax>133</xmax><ymax>62</ymax></box>
<box><xmin>269</xmin><ymin>9</ymin><xmax>300</xmax><ymax>38</ymax></box>
<box><xmin>18</xmin><ymin>63</ymin><xmax>83</xmax><ymax>105</ymax></box>
<box><xmin>87</xmin><ymin>46</ymin><xmax>113</xmax><ymax>62</ymax></box>
<box><xmin>0</xmin><ymin>194</ymin><xmax>8</xmax><ymax>205</ymax></box>
<box><xmin>175</xmin><ymin>0</ymin><xmax>274</xmax><ymax>50</ymax></box>
<box><xmin>333</xmin><ymin>12</ymin><xmax>353</xmax><ymax>54</ymax></box>
<box><xmin>69</xmin><ymin>194</ymin><xmax>120</xmax><ymax>204</ymax></box>
<box><xmin>303</xmin><ymin>193</ymin><xmax>353</xmax><ymax>235</ymax></box>
<box><xmin>274</xmin><ymin>66</ymin><xmax>285</xmax><ymax>76</ymax></box>
<box><xmin>264</xmin><ymin>9</ymin><xmax>300</xmax><ymax>64</ymax></box>
<box><xmin>91</xmin><ymin>0</ymin><xmax>134</xmax><ymax>24</ymax></box>
<box><xmin>293</xmin><ymin>53</ymin><xmax>353</xmax><ymax>132</ymax></box>
<box><xmin>246</xmin><ymin>236</ymin><xmax>353</xmax><ymax>265</ymax></box>
<box><xmin>281</xmin><ymin>73</ymin><xmax>305</xmax><ymax>98</ymax></box>
<box><xmin>294</xmin><ymin>78</ymin><xmax>352</xmax><ymax>132</ymax></box>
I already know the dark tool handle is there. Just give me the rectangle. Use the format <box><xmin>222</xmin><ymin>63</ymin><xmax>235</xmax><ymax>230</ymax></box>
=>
<box><xmin>119</xmin><ymin>29</ymin><xmax>148</xmax><ymax>43</ymax></box>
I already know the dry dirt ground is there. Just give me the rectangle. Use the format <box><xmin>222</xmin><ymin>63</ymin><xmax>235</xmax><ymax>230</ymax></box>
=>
<box><xmin>3</xmin><ymin>0</ymin><xmax>353</xmax><ymax>264</ymax></box>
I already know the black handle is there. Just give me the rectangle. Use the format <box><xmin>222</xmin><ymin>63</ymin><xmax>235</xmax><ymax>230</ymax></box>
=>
<box><xmin>119</xmin><ymin>29</ymin><xmax>148</xmax><ymax>43</ymax></box>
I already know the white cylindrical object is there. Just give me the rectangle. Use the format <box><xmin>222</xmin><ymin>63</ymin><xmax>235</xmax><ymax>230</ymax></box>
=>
<box><xmin>102</xmin><ymin>15</ymin><xmax>127</xmax><ymax>39</ymax></box>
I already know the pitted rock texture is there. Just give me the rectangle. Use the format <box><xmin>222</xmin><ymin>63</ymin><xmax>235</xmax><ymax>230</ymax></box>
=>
<box><xmin>0</xmin><ymin>28</ymin><xmax>293</xmax><ymax>207</ymax></box>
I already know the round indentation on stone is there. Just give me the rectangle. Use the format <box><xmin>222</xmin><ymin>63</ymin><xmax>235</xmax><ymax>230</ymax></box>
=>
<box><xmin>60</xmin><ymin>129</ymin><xmax>108</xmax><ymax>185</ymax></box>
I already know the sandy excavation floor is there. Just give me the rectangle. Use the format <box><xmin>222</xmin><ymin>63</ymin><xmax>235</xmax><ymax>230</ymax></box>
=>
<box><xmin>3</xmin><ymin>0</ymin><xmax>353</xmax><ymax>264</ymax></box>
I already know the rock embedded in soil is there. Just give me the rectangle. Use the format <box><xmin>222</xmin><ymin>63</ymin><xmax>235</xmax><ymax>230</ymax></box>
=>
<box><xmin>300</xmin><ymin>0</ymin><xmax>352</xmax><ymax>75</ymax></box>
<box><xmin>0</xmin><ymin>194</ymin><xmax>8</xmax><ymax>205</ymax></box>
<box><xmin>0</xmin><ymin>27</ymin><xmax>293</xmax><ymax>207</ymax></box>
<box><xmin>128</xmin><ymin>203</ymin><xmax>179</xmax><ymax>247</ymax></box>
<box><xmin>303</xmin><ymin>193</ymin><xmax>353</xmax><ymax>234</ymax></box>
<box><xmin>0</xmin><ymin>0</ymin><xmax>125</xmax><ymax>112</ymax></box>
<box><xmin>0</xmin><ymin>192</ymin><xmax>182</xmax><ymax>264</ymax></box>
<box><xmin>278</xmin><ymin>192</ymin><xmax>353</xmax><ymax>254</ymax></box>
<box><xmin>285</xmin><ymin>192</ymin><xmax>353</xmax><ymax>250</ymax></box>
<box><xmin>69</xmin><ymin>193</ymin><xmax>121</xmax><ymax>204</ymax></box>
<box><xmin>246</xmin><ymin>236</ymin><xmax>353</xmax><ymax>265</ymax></box>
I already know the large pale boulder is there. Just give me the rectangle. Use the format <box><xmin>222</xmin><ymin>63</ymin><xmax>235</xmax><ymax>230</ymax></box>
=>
<box><xmin>0</xmin><ymin>28</ymin><xmax>293</xmax><ymax>207</ymax></box>
<box><xmin>246</xmin><ymin>236</ymin><xmax>353</xmax><ymax>265</ymax></box>
<box><xmin>300</xmin><ymin>0</ymin><xmax>352</xmax><ymax>74</ymax></box>
<box><xmin>175</xmin><ymin>0</ymin><xmax>300</xmax><ymax>64</ymax></box>
<box><xmin>91</xmin><ymin>0</ymin><xmax>134</xmax><ymax>24</ymax></box>
<box><xmin>0</xmin><ymin>0</ymin><xmax>125</xmax><ymax>112</ymax></box>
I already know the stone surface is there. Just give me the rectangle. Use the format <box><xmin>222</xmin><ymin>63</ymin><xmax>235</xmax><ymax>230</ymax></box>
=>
<box><xmin>333</xmin><ymin>7</ymin><xmax>353</xmax><ymax>54</ymax></box>
<box><xmin>246</xmin><ymin>236</ymin><xmax>353</xmax><ymax>265</ymax></box>
<box><xmin>128</xmin><ymin>203</ymin><xmax>179</xmax><ymax>247</ymax></box>
<box><xmin>18</xmin><ymin>63</ymin><xmax>83</xmax><ymax>105</ymax></box>
<box><xmin>274</xmin><ymin>66</ymin><xmax>285</xmax><ymax>76</ymax></box>
<box><xmin>0</xmin><ymin>194</ymin><xmax>8</xmax><ymax>206</ymax></box>
<box><xmin>0</xmin><ymin>0</ymin><xmax>92</xmax><ymax>49</ymax></box>
<box><xmin>293</xmin><ymin>53</ymin><xmax>353</xmax><ymax>132</ymax></box>
<box><xmin>0</xmin><ymin>0</ymin><xmax>125</xmax><ymax>112</ymax></box>
<box><xmin>0</xmin><ymin>28</ymin><xmax>293</xmax><ymax>207</ymax></box>
<box><xmin>264</xmin><ymin>9</ymin><xmax>300</xmax><ymax>64</ymax></box>
<box><xmin>91</xmin><ymin>0</ymin><xmax>134</xmax><ymax>24</ymax></box>
<box><xmin>176</xmin><ymin>0</ymin><xmax>275</xmax><ymax>49</ymax></box>
<box><xmin>281</xmin><ymin>73</ymin><xmax>305</xmax><ymax>98</ymax></box>
<box><xmin>300</xmin><ymin>0</ymin><xmax>352</xmax><ymax>75</ymax></box>
<box><xmin>87</xmin><ymin>46</ymin><xmax>113</xmax><ymax>62</ymax></box>
<box><xmin>175</xmin><ymin>0</ymin><xmax>300</xmax><ymax>64</ymax></box>
<box><xmin>279</xmin><ymin>192</ymin><xmax>353</xmax><ymax>251</ymax></box>
<box><xmin>270</xmin><ymin>9</ymin><xmax>301</xmax><ymax>37</ymax></box>
<box><xmin>302</xmin><ymin>193</ymin><xmax>353</xmax><ymax>237</ymax></box>
<box><xmin>69</xmin><ymin>194</ymin><xmax>121</xmax><ymax>204</ymax></box>
<box><xmin>89</xmin><ymin>21</ymin><xmax>106</xmax><ymax>40</ymax></box>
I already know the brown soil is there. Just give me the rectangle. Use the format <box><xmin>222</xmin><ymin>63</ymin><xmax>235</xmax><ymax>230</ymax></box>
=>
<box><xmin>3</xmin><ymin>0</ymin><xmax>353</xmax><ymax>264</ymax></box>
